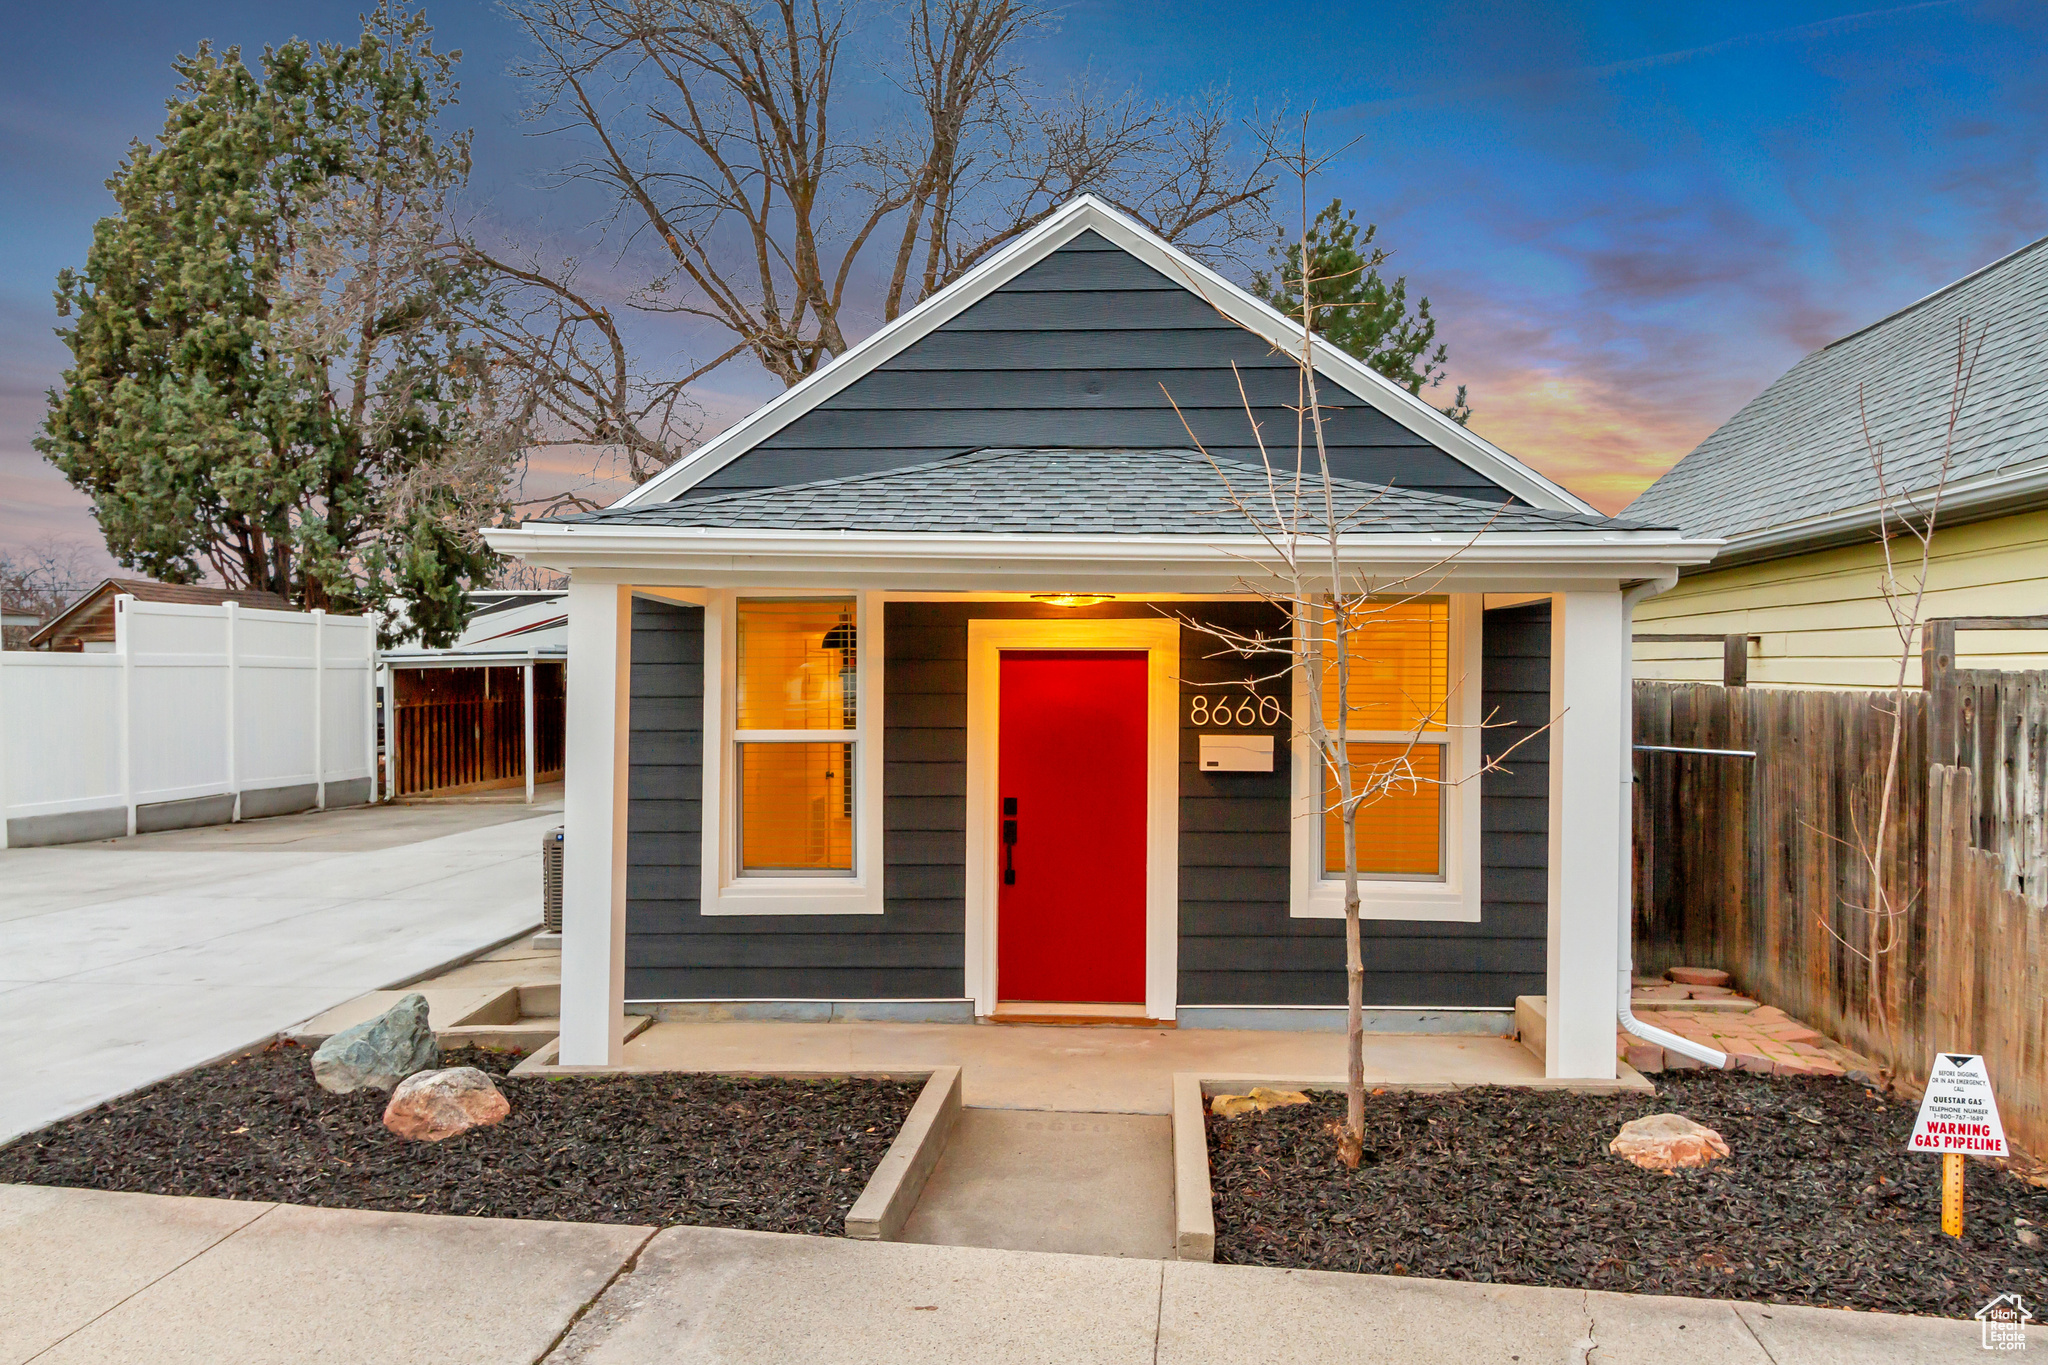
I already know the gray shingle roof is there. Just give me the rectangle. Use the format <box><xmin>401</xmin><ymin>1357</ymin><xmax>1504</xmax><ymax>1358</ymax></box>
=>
<box><xmin>1627</xmin><ymin>235</ymin><xmax>2048</xmax><ymax>539</ymax></box>
<box><xmin>552</xmin><ymin>448</ymin><xmax>1664</xmax><ymax>536</ymax></box>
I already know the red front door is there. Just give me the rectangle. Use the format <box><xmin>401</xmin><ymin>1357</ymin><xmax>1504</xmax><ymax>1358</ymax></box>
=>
<box><xmin>997</xmin><ymin>650</ymin><xmax>1148</xmax><ymax>1003</ymax></box>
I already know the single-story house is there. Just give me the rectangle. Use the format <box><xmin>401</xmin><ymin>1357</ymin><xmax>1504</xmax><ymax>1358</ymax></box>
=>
<box><xmin>487</xmin><ymin>196</ymin><xmax>1719</xmax><ymax>1078</ymax></box>
<box><xmin>1628</xmin><ymin>233</ymin><xmax>2048</xmax><ymax>687</ymax></box>
<box><xmin>27</xmin><ymin>578</ymin><xmax>292</xmax><ymax>652</ymax></box>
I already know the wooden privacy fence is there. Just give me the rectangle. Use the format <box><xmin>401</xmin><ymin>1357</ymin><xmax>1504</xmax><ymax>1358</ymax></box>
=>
<box><xmin>1634</xmin><ymin>678</ymin><xmax>2048</xmax><ymax>1155</ymax></box>
<box><xmin>1928</xmin><ymin>764</ymin><xmax>2048</xmax><ymax>1156</ymax></box>
<box><xmin>389</xmin><ymin>664</ymin><xmax>565</xmax><ymax>797</ymax></box>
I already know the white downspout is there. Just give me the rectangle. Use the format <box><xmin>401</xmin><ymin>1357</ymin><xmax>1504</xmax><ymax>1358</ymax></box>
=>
<box><xmin>1617</xmin><ymin>572</ymin><xmax>1731</xmax><ymax>1069</ymax></box>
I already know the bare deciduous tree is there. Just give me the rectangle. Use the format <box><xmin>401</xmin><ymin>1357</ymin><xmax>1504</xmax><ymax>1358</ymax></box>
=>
<box><xmin>456</xmin><ymin>243</ymin><xmax>743</xmax><ymax>502</ymax></box>
<box><xmin>1163</xmin><ymin>140</ymin><xmax>1546</xmax><ymax>1166</ymax></box>
<box><xmin>1817</xmin><ymin>318</ymin><xmax>1986</xmax><ymax>1066</ymax></box>
<box><xmin>0</xmin><ymin>540</ymin><xmax>98</xmax><ymax>649</ymax></box>
<box><xmin>503</xmin><ymin>0</ymin><xmax>1276</xmax><ymax>389</ymax></box>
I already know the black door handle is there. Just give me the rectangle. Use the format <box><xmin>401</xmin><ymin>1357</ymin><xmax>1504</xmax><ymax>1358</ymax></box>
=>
<box><xmin>1002</xmin><ymin>799</ymin><xmax>1017</xmax><ymax>884</ymax></box>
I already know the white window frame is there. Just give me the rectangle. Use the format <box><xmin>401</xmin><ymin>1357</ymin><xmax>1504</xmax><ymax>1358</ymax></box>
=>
<box><xmin>698</xmin><ymin>589</ymin><xmax>885</xmax><ymax>915</ymax></box>
<box><xmin>1289</xmin><ymin>593</ymin><xmax>1483</xmax><ymax>922</ymax></box>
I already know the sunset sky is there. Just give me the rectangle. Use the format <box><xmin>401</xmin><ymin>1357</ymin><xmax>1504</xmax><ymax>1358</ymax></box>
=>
<box><xmin>4</xmin><ymin>0</ymin><xmax>2044</xmax><ymax>569</ymax></box>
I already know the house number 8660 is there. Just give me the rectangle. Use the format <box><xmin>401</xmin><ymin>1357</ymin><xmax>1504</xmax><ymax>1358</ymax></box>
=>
<box><xmin>1190</xmin><ymin>695</ymin><xmax>1283</xmax><ymax>727</ymax></box>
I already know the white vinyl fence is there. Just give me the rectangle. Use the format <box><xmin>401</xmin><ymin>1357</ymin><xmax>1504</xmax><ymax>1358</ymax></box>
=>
<box><xmin>0</xmin><ymin>596</ymin><xmax>376</xmax><ymax>848</ymax></box>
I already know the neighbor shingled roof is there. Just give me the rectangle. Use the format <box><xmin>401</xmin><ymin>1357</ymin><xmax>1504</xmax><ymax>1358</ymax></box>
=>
<box><xmin>1627</xmin><ymin>234</ymin><xmax>2048</xmax><ymax>540</ymax></box>
<box><xmin>551</xmin><ymin>448</ymin><xmax>1662</xmax><ymax>536</ymax></box>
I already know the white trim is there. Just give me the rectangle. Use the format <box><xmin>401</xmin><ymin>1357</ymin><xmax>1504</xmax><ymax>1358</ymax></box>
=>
<box><xmin>1683</xmin><ymin>453</ymin><xmax>2048</xmax><ymax>571</ymax></box>
<box><xmin>559</xmin><ymin>579</ymin><xmax>633</xmax><ymax>1067</ymax></box>
<box><xmin>964</xmin><ymin>617</ymin><xmax>1181</xmax><ymax>1020</ymax></box>
<box><xmin>1289</xmin><ymin>595</ymin><xmax>1484</xmax><ymax>922</ymax></box>
<box><xmin>1545</xmin><ymin>589</ymin><xmax>1625</xmax><ymax>1080</ymax></box>
<box><xmin>697</xmin><ymin>590</ymin><xmax>886</xmax><ymax>916</ymax></box>
<box><xmin>616</xmin><ymin>195</ymin><xmax>1598</xmax><ymax>515</ymax></box>
<box><xmin>484</xmin><ymin>522</ymin><xmax>1721</xmax><ymax>593</ymax></box>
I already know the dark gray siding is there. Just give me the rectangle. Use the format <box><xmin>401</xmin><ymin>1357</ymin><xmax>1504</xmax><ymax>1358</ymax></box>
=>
<box><xmin>623</xmin><ymin>595</ymin><xmax>963</xmax><ymax>1000</ymax></box>
<box><xmin>1177</xmin><ymin>601</ymin><xmax>1551</xmax><ymax>1008</ymax></box>
<box><xmin>686</xmin><ymin>230</ymin><xmax>1511</xmax><ymax>503</ymax></box>
<box><xmin>626</xmin><ymin>596</ymin><xmax>1549</xmax><ymax>1006</ymax></box>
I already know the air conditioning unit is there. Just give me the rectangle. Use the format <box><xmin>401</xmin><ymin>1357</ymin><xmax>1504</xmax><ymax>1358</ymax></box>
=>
<box><xmin>542</xmin><ymin>826</ymin><xmax>565</xmax><ymax>932</ymax></box>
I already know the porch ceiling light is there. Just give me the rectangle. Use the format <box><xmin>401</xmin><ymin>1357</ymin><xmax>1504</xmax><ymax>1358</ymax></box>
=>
<box><xmin>1029</xmin><ymin>593</ymin><xmax>1116</xmax><ymax>608</ymax></box>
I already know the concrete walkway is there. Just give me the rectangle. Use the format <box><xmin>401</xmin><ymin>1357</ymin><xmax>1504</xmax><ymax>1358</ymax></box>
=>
<box><xmin>2</xmin><ymin>1184</ymin><xmax>2026</xmax><ymax>1364</ymax></box>
<box><xmin>0</xmin><ymin>801</ymin><xmax>557</xmax><ymax>1142</ymax></box>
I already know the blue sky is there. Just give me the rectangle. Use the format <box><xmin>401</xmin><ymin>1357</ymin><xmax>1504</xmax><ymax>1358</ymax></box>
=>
<box><xmin>4</xmin><ymin>0</ymin><xmax>2044</xmax><ymax>565</ymax></box>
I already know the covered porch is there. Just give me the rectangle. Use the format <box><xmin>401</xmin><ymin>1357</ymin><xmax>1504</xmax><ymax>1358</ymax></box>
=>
<box><xmin>488</xmin><ymin>458</ymin><xmax>1714</xmax><ymax>1083</ymax></box>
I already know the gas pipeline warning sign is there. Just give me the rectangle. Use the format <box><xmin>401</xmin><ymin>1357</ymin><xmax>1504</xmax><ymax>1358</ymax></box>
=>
<box><xmin>1907</xmin><ymin>1053</ymin><xmax>2007</xmax><ymax>1157</ymax></box>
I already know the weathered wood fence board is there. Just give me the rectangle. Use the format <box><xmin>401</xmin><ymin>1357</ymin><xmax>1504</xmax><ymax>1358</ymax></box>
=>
<box><xmin>1929</xmin><ymin>765</ymin><xmax>2048</xmax><ymax>1157</ymax></box>
<box><xmin>1635</xmin><ymin>678</ymin><xmax>2048</xmax><ymax>1155</ymax></box>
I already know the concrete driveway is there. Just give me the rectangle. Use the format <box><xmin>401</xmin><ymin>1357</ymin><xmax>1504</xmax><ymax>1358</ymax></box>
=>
<box><xmin>0</xmin><ymin>800</ymin><xmax>557</xmax><ymax>1143</ymax></box>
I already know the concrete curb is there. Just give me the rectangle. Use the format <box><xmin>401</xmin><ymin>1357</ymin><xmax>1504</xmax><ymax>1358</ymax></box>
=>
<box><xmin>846</xmin><ymin>1065</ymin><xmax>962</xmax><ymax>1242</ymax></box>
<box><xmin>1171</xmin><ymin>1073</ymin><xmax>1215</xmax><ymax>1263</ymax></box>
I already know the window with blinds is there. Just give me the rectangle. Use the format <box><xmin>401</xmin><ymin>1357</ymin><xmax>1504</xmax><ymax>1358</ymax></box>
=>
<box><xmin>735</xmin><ymin>600</ymin><xmax>857</xmax><ymax>874</ymax></box>
<box><xmin>1317</xmin><ymin>598</ymin><xmax>1449</xmax><ymax>880</ymax></box>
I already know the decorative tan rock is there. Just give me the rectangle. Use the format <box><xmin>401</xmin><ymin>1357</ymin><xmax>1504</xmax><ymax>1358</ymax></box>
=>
<box><xmin>311</xmin><ymin>993</ymin><xmax>439</xmax><ymax>1094</ymax></box>
<box><xmin>1666</xmin><ymin>966</ymin><xmax>1732</xmax><ymax>987</ymax></box>
<box><xmin>1610</xmin><ymin>1113</ymin><xmax>1732</xmax><ymax>1172</ymax></box>
<box><xmin>1209</xmin><ymin>1086</ymin><xmax>1311</xmax><ymax>1118</ymax></box>
<box><xmin>382</xmin><ymin>1066</ymin><xmax>510</xmax><ymax>1142</ymax></box>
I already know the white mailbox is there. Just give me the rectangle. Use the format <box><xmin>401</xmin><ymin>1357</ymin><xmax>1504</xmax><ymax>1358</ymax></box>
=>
<box><xmin>1199</xmin><ymin>734</ymin><xmax>1274</xmax><ymax>772</ymax></box>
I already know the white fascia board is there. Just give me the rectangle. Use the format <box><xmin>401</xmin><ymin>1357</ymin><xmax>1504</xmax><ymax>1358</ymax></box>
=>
<box><xmin>1703</xmin><ymin>455</ymin><xmax>2048</xmax><ymax>570</ymax></box>
<box><xmin>483</xmin><ymin>523</ymin><xmax>1718</xmax><ymax>592</ymax></box>
<box><xmin>616</xmin><ymin>195</ymin><xmax>1599</xmax><ymax>516</ymax></box>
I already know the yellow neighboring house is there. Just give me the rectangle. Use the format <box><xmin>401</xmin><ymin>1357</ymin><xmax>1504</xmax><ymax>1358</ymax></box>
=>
<box><xmin>1626</xmin><ymin>234</ymin><xmax>2048</xmax><ymax>689</ymax></box>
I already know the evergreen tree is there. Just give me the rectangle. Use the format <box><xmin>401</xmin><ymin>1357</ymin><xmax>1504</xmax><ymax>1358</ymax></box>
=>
<box><xmin>37</xmin><ymin>4</ymin><xmax>503</xmax><ymax>647</ymax></box>
<box><xmin>1253</xmin><ymin>198</ymin><xmax>1472</xmax><ymax>425</ymax></box>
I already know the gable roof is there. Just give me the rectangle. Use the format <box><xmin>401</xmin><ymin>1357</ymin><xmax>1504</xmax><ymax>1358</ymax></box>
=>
<box><xmin>1627</xmin><ymin>234</ymin><xmax>2048</xmax><ymax>558</ymax></box>
<box><xmin>563</xmin><ymin>448</ymin><xmax>1650</xmax><ymax>537</ymax></box>
<box><xmin>619</xmin><ymin>196</ymin><xmax>1598</xmax><ymax>516</ymax></box>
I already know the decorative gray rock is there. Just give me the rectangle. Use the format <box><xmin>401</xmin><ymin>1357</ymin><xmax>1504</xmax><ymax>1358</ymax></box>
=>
<box><xmin>383</xmin><ymin>1066</ymin><xmax>510</xmax><ymax>1141</ymax></box>
<box><xmin>311</xmin><ymin>993</ymin><xmax>439</xmax><ymax>1093</ymax></box>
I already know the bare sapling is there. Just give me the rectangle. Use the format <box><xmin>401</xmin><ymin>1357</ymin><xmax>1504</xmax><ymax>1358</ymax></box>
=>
<box><xmin>1818</xmin><ymin>317</ymin><xmax>1985</xmax><ymax>1068</ymax></box>
<box><xmin>1161</xmin><ymin>135</ymin><xmax>1547</xmax><ymax>1167</ymax></box>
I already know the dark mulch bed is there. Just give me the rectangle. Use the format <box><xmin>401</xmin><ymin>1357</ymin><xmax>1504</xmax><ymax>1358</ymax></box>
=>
<box><xmin>0</xmin><ymin>1042</ymin><xmax>919</xmax><ymax>1236</ymax></box>
<box><xmin>1208</xmin><ymin>1072</ymin><xmax>2048</xmax><ymax>1318</ymax></box>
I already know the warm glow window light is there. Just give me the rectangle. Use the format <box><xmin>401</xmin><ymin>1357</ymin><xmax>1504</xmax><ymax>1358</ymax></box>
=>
<box><xmin>1318</xmin><ymin>598</ymin><xmax>1450</xmax><ymax>880</ymax></box>
<box><xmin>735</xmin><ymin>600</ymin><xmax>857</xmax><ymax>874</ymax></box>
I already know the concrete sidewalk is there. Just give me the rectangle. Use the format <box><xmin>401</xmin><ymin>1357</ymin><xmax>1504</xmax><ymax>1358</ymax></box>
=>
<box><xmin>0</xmin><ymin>801</ymin><xmax>557</xmax><ymax>1142</ymax></box>
<box><xmin>3</xmin><ymin>1183</ymin><xmax>2028</xmax><ymax>1363</ymax></box>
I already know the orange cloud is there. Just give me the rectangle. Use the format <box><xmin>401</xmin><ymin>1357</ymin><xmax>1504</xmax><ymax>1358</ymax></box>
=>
<box><xmin>1462</xmin><ymin>366</ymin><xmax>1722</xmax><ymax>515</ymax></box>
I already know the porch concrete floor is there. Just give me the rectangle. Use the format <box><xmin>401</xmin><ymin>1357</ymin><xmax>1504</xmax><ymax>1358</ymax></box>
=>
<box><xmin>896</xmin><ymin>1108</ymin><xmax>1176</xmax><ymax>1258</ymax></box>
<box><xmin>599</xmin><ymin>1019</ymin><xmax>1561</xmax><ymax>1114</ymax></box>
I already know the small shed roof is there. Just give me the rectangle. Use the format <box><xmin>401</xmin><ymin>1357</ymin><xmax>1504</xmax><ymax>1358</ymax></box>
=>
<box><xmin>27</xmin><ymin>578</ymin><xmax>295</xmax><ymax>651</ymax></box>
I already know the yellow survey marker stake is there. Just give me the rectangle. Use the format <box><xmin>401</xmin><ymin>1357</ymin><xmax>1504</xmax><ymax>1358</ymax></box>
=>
<box><xmin>1941</xmin><ymin>1153</ymin><xmax>1964</xmax><ymax>1239</ymax></box>
<box><xmin>1908</xmin><ymin>1053</ymin><xmax>2005</xmax><ymax>1242</ymax></box>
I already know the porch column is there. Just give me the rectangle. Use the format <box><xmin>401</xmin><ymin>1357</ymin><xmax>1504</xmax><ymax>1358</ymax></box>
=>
<box><xmin>560</xmin><ymin>580</ymin><xmax>632</xmax><ymax>1067</ymax></box>
<box><xmin>1545</xmin><ymin>589</ymin><xmax>1626</xmax><ymax>1079</ymax></box>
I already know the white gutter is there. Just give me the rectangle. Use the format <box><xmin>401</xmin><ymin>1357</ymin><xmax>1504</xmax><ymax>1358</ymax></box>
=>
<box><xmin>1618</xmin><ymin>571</ymin><xmax>1732</xmax><ymax>1070</ymax></box>
<box><xmin>1692</xmin><ymin>456</ymin><xmax>2048</xmax><ymax>573</ymax></box>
